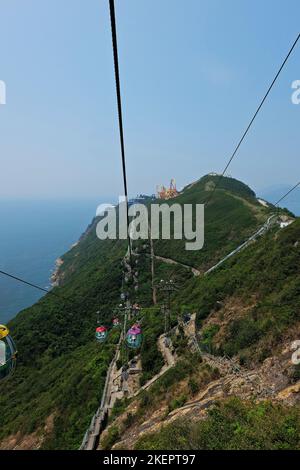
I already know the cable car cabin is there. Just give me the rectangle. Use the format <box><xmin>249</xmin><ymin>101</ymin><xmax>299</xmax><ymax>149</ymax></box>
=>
<box><xmin>126</xmin><ymin>324</ymin><xmax>142</xmax><ymax>349</ymax></box>
<box><xmin>0</xmin><ymin>325</ymin><xmax>17</xmax><ymax>381</ymax></box>
<box><xmin>95</xmin><ymin>326</ymin><xmax>108</xmax><ymax>343</ymax></box>
<box><xmin>112</xmin><ymin>318</ymin><xmax>120</xmax><ymax>327</ymax></box>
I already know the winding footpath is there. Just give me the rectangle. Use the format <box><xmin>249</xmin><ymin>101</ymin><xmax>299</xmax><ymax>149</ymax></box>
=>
<box><xmin>144</xmin><ymin>214</ymin><xmax>281</xmax><ymax>279</ymax></box>
<box><xmin>108</xmin><ymin>316</ymin><xmax>291</xmax><ymax>450</ymax></box>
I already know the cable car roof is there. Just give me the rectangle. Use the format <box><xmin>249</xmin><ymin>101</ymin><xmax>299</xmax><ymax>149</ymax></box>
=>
<box><xmin>96</xmin><ymin>326</ymin><xmax>107</xmax><ymax>333</ymax></box>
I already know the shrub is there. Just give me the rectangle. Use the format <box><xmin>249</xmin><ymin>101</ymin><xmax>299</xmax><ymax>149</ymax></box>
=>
<box><xmin>188</xmin><ymin>378</ymin><xmax>200</xmax><ymax>395</ymax></box>
<box><xmin>168</xmin><ymin>394</ymin><xmax>187</xmax><ymax>414</ymax></box>
<box><xmin>135</xmin><ymin>398</ymin><xmax>300</xmax><ymax>450</ymax></box>
<box><xmin>101</xmin><ymin>425</ymin><xmax>120</xmax><ymax>450</ymax></box>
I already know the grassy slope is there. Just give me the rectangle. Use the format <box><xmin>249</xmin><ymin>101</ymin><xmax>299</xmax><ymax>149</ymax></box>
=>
<box><xmin>110</xmin><ymin>220</ymin><xmax>300</xmax><ymax>451</ymax></box>
<box><xmin>153</xmin><ymin>175</ymin><xmax>273</xmax><ymax>270</ymax></box>
<box><xmin>173</xmin><ymin>218</ymin><xmax>300</xmax><ymax>363</ymax></box>
<box><xmin>0</xmin><ymin>175</ymin><xmax>294</xmax><ymax>449</ymax></box>
<box><xmin>0</xmin><ymin>226</ymin><xmax>127</xmax><ymax>448</ymax></box>
<box><xmin>135</xmin><ymin>397</ymin><xmax>300</xmax><ymax>450</ymax></box>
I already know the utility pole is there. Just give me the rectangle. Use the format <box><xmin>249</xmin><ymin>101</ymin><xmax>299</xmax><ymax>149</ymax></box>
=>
<box><xmin>148</xmin><ymin>224</ymin><xmax>157</xmax><ymax>305</ymax></box>
<box><xmin>156</xmin><ymin>280</ymin><xmax>177</xmax><ymax>335</ymax></box>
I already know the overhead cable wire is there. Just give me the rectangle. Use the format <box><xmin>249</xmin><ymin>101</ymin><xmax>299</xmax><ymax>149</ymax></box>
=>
<box><xmin>0</xmin><ymin>270</ymin><xmax>54</xmax><ymax>295</ymax></box>
<box><xmin>109</xmin><ymin>0</ymin><xmax>132</xmax><ymax>260</ymax></box>
<box><xmin>204</xmin><ymin>33</ymin><xmax>300</xmax><ymax>206</ymax></box>
<box><xmin>274</xmin><ymin>181</ymin><xmax>300</xmax><ymax>207</ymax></box>
<box><xmin>0</xmin><ymin>269</ymin><xmax>76</xmax><ymax>309</ymax></box>
<box><xmin>0</xmin><ymin>23</ymin><xmax>299</xmax><ymax>296</ymax></box>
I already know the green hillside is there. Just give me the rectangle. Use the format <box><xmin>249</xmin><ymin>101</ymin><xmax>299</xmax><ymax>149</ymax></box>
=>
<box><xmin>152</xmin><ymin>175</ymin><xmax>274</xmax><ymax>270</ymax></box>
<box><xmin>175</xmin><ymin>217</ymin><xmax>300</xmax><ymax>363</ymax></box>
<box><xmin>0</xmin><ymin>175</ymin><xmax>298</xmax><ymax>450</ymax></box>
<box><xmin>135</xmin><ymin>398</ymin><xmax>300</xmax><ymax>450</ymax></box>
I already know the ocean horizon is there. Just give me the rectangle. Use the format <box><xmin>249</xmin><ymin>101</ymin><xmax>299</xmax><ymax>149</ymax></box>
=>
<box><xmin>1</xmin><ymin>189</ymin><xmax>299</xmax><ymax>325</ymax></box>
<box><xmin>0</xmin><ymin>198</ymin><xmax>111</xmax><ymax>323</ymax></box>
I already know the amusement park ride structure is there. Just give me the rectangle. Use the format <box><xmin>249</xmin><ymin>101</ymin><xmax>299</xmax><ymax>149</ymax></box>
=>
<box><xmin>156</xmin><ymin>178</ymin><xmax>179</xmax><ymax>200</ymax></box>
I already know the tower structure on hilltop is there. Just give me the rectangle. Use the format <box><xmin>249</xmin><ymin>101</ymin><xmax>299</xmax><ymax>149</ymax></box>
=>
<box><xmin>156</xmin><ymin>178</ymin><xmax>179</xmax><ymax>200</ymax></box>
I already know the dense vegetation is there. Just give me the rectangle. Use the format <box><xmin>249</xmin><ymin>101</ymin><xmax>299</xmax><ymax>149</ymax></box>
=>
<box><xmin>152</xmin><ymin>175</ymin><xmax>272</xmax><ymax>270</ymax></box>
<box><xmin>0</xmin><ymin>214</ymin><xmax>185</xmax><ymax>448</ymax></box>
<box><xmin>174</xmin><ymin>218</ymin><xmax>300</xmax><ymax>364</ymax></box>
<box><xmin>106</xmin><ymin>353</ymin><xmax>220</xmax><ymax>450</ymax></box>
<box><xmin>135</xmin><ymin>397</ymin><xmax>300</xmax><ymax>450</ymax></box>
<box><xmin>0</xmin><ymin>175</ymin><xmax>298</xmax><ymax>449</ymax></box>
<box><xmin>0</xmin><ymin>228</ymin><xmax>126</xmax><ymax>448</ymax></box>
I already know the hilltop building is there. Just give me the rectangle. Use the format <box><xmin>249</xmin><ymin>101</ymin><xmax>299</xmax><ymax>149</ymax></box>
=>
<box><xmin>156</xmin><ymin>179</ymin><xmax>179</xmax><ymax>200</ymax></box>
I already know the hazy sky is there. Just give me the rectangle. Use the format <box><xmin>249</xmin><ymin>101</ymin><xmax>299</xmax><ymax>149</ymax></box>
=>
<box><xmin>0</xmin><ymin>0</ymin><xmax>299</xmax><ymax>200</ymax></box>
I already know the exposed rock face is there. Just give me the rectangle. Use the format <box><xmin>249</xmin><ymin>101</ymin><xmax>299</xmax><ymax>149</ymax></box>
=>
<box><xmin>0</xmin><ymin>414</ymin><xmax>55</xmax><ymax>450</ymax></box>
<box><xmin>100</xmin><ymin>316</ymin><xmax>300</xmax><ymax>450</ymax></box>
<box><xmin>107</xmin><ymin>357</ymin><xmax>300</xmax><ymax>450</ymax></box>
<box><xmin>50</xmin><ymin>257</ymin><xmax>64</xmax><ymax>287</ymax></box>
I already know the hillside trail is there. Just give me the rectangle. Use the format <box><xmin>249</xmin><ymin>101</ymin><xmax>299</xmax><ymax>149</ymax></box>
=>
<box><xmin>107</xmin><ymin>315</ymin><xmax>292</xmax><ymax>450</ymax></box>
<box><xmin>93</xmin><ymin>214</ymin><xmax>294</xmax><ymax>450</ymax></box>
<box><xmin>132</xmin><ymin>333</ymin><xmax>177</xmax><ymax>397</ymax></box>
<box><xmin>139</xmin><ymin>213</ymin><xmax>285</xmax><ymax>281</ymax></box>
<box><xmin>95</xmin><ymin>333</ymin><xmax>177</xmax><ymax>449</ymax></box>
<box><xmin>158</xmin><ymin>334</ymin><xmax>176</xmax><ymax>367</ymax></box>
<box><xmin>83</xmin><ymin>240</ymin><xmax>180</xmax><ymax>449</ymax></box>
<box><xmin>109</xmin><ymin>331</ymin><xmax>177</xmax><ymax>402</ymax></box>
<box><xmin>184</xmin><ymin>314</ymin><xmax>272</xmax><ymax>394</ymax></box>
<box><xmin>82</xmin><ymin>328</ymin><xmax>177</xmax><ymax>450</ymax></box>
<box><xmin>152</xmin><ymin>254</ymin><xmax>201</xmax><ymax>277</ymax></box>
<box><xmin>81</xmin><ymin>335</ymin><xmax>123</xmax><ymax>450</ymax></box>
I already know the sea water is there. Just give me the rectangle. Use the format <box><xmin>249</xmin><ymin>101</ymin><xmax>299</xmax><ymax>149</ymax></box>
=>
<box><xmin>0</xmin><ymin>198</ymin><xmax>107</xmax><ymax>323</ymax></box>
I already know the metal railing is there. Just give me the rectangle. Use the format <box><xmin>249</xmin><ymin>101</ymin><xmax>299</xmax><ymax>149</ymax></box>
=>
<box><xmin>79</xmin><ymin>335</ymin><xmax>122</xmax><ymax>450</ymax></box>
